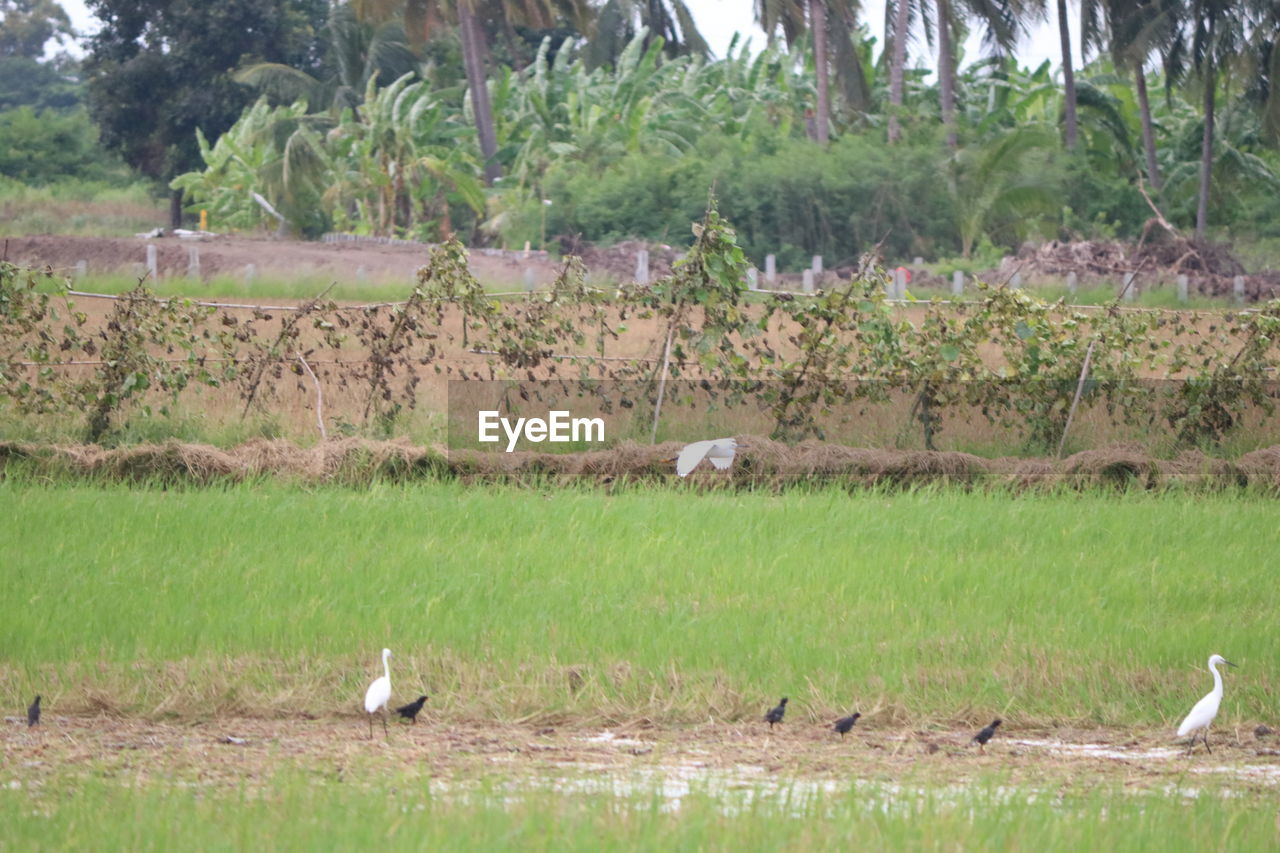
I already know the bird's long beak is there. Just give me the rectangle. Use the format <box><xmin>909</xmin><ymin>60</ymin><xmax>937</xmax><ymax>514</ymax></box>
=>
<box><xmin>1225</xmin><ymin>660</ymin><xmax>1238</xmax><ymax>668</ymax></box>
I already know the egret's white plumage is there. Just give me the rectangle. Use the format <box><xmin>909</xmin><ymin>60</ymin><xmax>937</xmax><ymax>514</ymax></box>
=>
<box><xmin>676</xmin><ymin>438</ymin><xmax>738</xmax><ymax>477</ymax></box>
<box><xmin>363</xmin><ymin>647</ymin><xmax>392</xmax><ymax>738</ymax></box>
<box><xmin>1176</xmin><ymin>653</ymin><xmax>1235</xmax><ymax>752</ymax></box>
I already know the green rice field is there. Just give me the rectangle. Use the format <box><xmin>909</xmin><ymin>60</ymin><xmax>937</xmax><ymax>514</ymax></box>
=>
<box><xmin>3</xmin><ymin>481</ymin><xmax>1278</xmax><ymax>850</ymax></box>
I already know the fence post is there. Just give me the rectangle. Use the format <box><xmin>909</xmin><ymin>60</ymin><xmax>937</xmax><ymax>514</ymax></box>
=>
<box><xmin>145</xmin><ymin>244</ymin><xmax>158</xmax><ymax>280</ymax></box>
<box><xmin>1233</xmin><ymin>275</ymin><xmax>1246</xmax><ymax>304</ymax></box>
<box><xmin>913</xmin><ymin>256</ymin><xmax>924</xmax><ymax>267</ymax></box>
<box><xmin>1176</xmin><ymin>274</ymin><xmax>1189</xmax><ymax>303</ymax></box>
<box><xmin>1121</xmin><ymin>271</ymin><xmax>1137</xmax><ymax>302</ymax></box>
<box><xmin>74</xmin><ymin>260</ymin><xmax>87</xmax><ymax>281</ymax></box>
<box><xmin>635</xmin><ymin>249</ymin><xmax>650</xmax><ymax>285</ymax></box>
<box><xmin>802</xmin><ymin>269</ymin><xmax>815</xmax><ymax>293</ymax></box>
<box><xmin>187</xmin><ymin>246</ymin><xmax>201</xmax><ymax>280</ymax></box>
<box><xmin>811</xmin><ymin>254</ymin><xmax>823</xmax><ymax>274</ymax></box>
<box><xmin>523</xmin><ymin>267</ymin><xmax>535</xmax><ymax>292</ymax></box>
<box><xmin>765</xmin><ymin>254</ymin><xmax>777</xmax><ymax>285</ymax></box>
<box><xmin>1010</xmin><ymin>272</ymin><xmax>1022</xmax><ymax>290</ymax></box>
<box><xmin>746</xmin><ymin>267</ymin><xmax>758</xmax><ymax>291</ymax></box>
<box><xmin>244</xmin><ymin>263</ymin><xmax>256</xmax><ymax>286</ymax></box>
<box><xmin>893</xmin><ymin>267</ymin><xmax>906</xmax><ymax>299</ymax></box>
<box><xmin>951</xmin><ymin>270</ymin><xmax>963</xmax><ymax>296</ymax></box>
<box><xmin>1066</xmin><ymin>271</ymin><xmax>1077</xmax><ymax>295</ymax></box>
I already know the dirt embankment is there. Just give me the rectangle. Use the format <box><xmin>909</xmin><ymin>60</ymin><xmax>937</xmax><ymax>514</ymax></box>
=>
<box><xmin>2</xmin><ymin>234</ymin><xmax>567</xmax><ymax>287</ymax></box>
<box><xmin>4</xmin><ymin>437</ymin><xmax>1279</xmax><ymax>492</ymax></box>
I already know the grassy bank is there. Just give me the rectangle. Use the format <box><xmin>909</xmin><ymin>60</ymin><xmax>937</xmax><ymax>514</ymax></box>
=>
<box><xmin>1</xmin><ymin>483</ymin><xmax>1275</xmax><ymax>726</ymax></box>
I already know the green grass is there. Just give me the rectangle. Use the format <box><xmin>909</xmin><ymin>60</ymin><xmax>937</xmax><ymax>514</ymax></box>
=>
<box><xmin>57</xmin><ymin>271</ymin><xmax>545</xmax><ymax>303</ymax></box>
<box><xmin>1</xmin><ymin>482</ymin><xmax>1276</xmax><ymax>726</ymax></box>
<box><xmin>0</xmin><ymin>179</ymin><xmax>165</xmax><ymax>238</ymax></box>
<box><xmin>0</xmin><ymin>770</ymin><xmax>1272</xmax><ymax>852</ymax></box>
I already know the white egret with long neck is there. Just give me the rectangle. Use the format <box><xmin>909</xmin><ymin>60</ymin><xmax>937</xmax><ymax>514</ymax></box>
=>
<box><xmin>1176</xmin><ymin>654</ymin><xmax>1236</xmax><ymax>753</ymax></box>
<box><xmin>363</xmin><ymin>648</ymin><xmax>392</xmax><ymax>739</ymax></box>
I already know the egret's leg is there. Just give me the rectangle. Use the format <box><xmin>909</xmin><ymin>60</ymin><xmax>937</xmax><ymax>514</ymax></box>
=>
<box><xmin>368</xmin><ymin>714</ymin><xmax>374</xmax><ymax>739</ymax></box>
<box><xmin>1203</xmin><ymin>730</ymin><xmax>1211</xmax><ymax>754</ymax></box>
<box><xmin>382</xmin><ymin>710</ymin><xmax>389</xmax><ymax>739</ymax></box>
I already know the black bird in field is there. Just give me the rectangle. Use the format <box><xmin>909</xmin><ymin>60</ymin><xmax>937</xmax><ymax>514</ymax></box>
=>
<box><xmin>395</xmin><ymin>695</ymin><xmax>429</xmax><ymax>724</ymax></box>
<box><xmin>765</xmin><ymin>697</ymin><xmax>788</xmax><ymax>728</ymax></box>
<box><xmin>27</xmin><ymin>695</ymin><xmax>40</xmax><ymax>727</ymax></box>
<box><xmin>971</xmin><ymin>718</ymin><xmax>1002</xmax><ymax>752</ymax></box>
<box><xmin>833</xmin><ymin>712</ymin><xmax>861</xmax><ymax>737</ymax></box>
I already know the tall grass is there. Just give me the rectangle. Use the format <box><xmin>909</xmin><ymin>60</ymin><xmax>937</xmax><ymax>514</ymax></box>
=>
<box><xmin>1</xmin><ymin>483</ymin><xmax>1275</xmax><ymax>726</ymax></box>
<box><xmin>0</xmin><ymin>179</ymin><xmax>164</xmax><ymax>237</ymax></box>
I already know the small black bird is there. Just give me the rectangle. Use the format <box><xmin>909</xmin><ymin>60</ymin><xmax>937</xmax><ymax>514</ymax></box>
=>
<box><xmin>971</xmin><ymin>718</ymin><xmax>1002</xmax><ymax>752</ymax></box>
<box><xmin>833</xmin><ymin>712</ymin><xmax>861</xmax><ymax>737</ymax></box>
<box><xmin>765</xmin><ymin>697</ymin><xmax>788</xmax><ymax>728</ymax></box>
<box><xmin>27</xmin><ymin>695</ymin><xmax>40</xmax><ymax>727</ymax></box>
<box><xmin>394</xmin><ymin>695</ymin><xmax>429</xmax><ymax>724</ymax></box>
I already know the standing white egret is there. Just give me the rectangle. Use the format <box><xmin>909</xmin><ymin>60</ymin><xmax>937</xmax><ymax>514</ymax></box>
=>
<box><xmin>675</xmin><ymin>437</ymin><xmax>739</xmax><ymax>477</ymax></box>
<box><xmin>1176</xmin><ymin>654</ymin><xmax>1237</xmax><ymax>753</ymax></box>
<box><xmin>363</xmin><ymin>648</ymin><xmax>392</xmax><ymax>739</ymax></box>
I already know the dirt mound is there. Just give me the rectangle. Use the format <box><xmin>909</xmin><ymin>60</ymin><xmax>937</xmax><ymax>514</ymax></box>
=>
<box><xmin>558</xmin><ymin>237</ymin><xmax>681</xmax><ymax>282</ymax></box>
<box><xmin>5</xmin><ymin>437</ymin><xmax>1278</xmax><ymax>492</ymax></box>
<box><xmin>1005</xmin><ymin>236</ymin><xmax>1279</xmax><ymax>301</ymax></box>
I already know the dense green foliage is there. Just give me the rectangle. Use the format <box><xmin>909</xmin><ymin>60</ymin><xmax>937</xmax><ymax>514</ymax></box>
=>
<box><xmin>172</xmin><ymin>28</ymin><xmax>1280</xmax><ymax>265</ymax></box>
<box><xmin>82</xmin><ymin>0</ymin><xmax>328</xmax><ymax>193</ymax></box>
<box><xmin>0</xmin><ymin>106</ymin><xmax>127</xmax><ymax>183</ymax></box>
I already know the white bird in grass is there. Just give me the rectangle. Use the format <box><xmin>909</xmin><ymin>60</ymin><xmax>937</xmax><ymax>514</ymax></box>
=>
<box><xmin>1176</xmin><ymin>653</ymin><xmax>1237</xmax><ymax>754</ymax></box>
<box><xmin>675</xmin><ymin>437</ymin><xmax>740</xmax><ymax>477</ymax></box>
<box><xmin>363</xmin><ymin>648</ymin><xmax>392</xmax><ymax>739</ymax></box>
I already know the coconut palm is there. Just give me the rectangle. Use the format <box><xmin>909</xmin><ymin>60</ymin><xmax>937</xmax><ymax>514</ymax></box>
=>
<box><xmin>754</xmin><ymin>0</ymin><xmax>870</xmax><ymax>138</ymax></box>
<box><xmin>1083</xmin><ymin>0</ymin><xmax>1180</xmax><ymax>188</ymax></box>
<box><xmin>234</xmin><ymin>4</ymin><xmax>421</xmax><ymax>112</ymax></box>
<box><xmin>1166</xmin><ymin>0</ymin><xmax>1257</xmax><ymax>237</ymax></box>
<box><xmin>933</xmin><ymin>0</ymin><xmax>1029</xmax><ymax>146</ymax></box>
<box><xmin>584</xmin><ymin>0</ymin><xmax>709</xmax><ymax>68</ymax></box>
<box><xmin>885</xmin><ymin>0</ymin><xmax>924</xmax><ymax>142</ymax></box>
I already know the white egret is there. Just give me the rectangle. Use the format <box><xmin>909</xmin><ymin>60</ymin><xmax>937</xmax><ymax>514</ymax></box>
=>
<box><xmin>675</xmin><ymin>437</ymin><xmax>739</xmax><ymax>477</ymax></box>
<box><xmin>1176</xmin><ymin>654</ymin><xmax>1236</xmax><ymax>753</ymax></box>
<box><xmin>363</xmin><ymin>648</ymin><xmax>392</xmax><ymax>739</ymax></box>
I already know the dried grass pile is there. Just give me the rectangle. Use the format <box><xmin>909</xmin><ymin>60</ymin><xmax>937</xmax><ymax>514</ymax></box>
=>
<box><xmin>1</xmin><ymin>435</ymin><xmax>1278</xmax><ymax>492</ymax></box>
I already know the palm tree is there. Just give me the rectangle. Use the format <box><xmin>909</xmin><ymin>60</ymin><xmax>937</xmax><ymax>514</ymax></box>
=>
<box><xmin>1082</xmin><ymin>0</ymin><xmax>1179</xmax><ymax>189</ymax></box>
<box><xmin>886</xmin><ymin>0</ymin><xmax>917</xmax><ymax>142</ymax></box>
<box><xmin>934</xmin><ymin>0</ymin><xmax>1025</xmax><ymax>147</ymax></box>
<box><xmin>1055</xmin><ymin>0</ymin><xmax>1077</xmax><ymax>148</ymax></box>
<box><xmin>812</xmin><ymin>0</ymin><xmax>830</xmax><ymax>142</ymax></box>
<box><xmin>755</xmin><ymin>0</ymin><xmax>869</xmax><ymax>138</ymax></box>
<box><xmin>584</xmin><ymin>0</ymin><xmax>710</xmax><ymax>68</ymax></box>
<box><xmin>1169</xmin><ymin>0</ymin><xmax>1255</xmax><ymax>237</ymax></box>
<box><xmin>234</xmin><ymin>4</ymin><xmax>420</xmax><ymax>112</ymax></box>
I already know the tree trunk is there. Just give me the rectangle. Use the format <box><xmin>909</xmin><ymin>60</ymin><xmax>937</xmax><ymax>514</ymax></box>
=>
<box><xmin>811</xmin><ymin>0</ymin><xmax>830</xmax><ymax>145</ymax></box>
<box><xmin>887</xmin><ymin>0</ymin><xmax>910</xmax><ymax>143</ymax></box>
<box><xmin>1196</xmin><ymin>55</ymin><xmax>1215</xmax><ymax>239</ymax></box>
<box><xmin>1135</xmin><ymin>62</ymin><xmax>1162</xmax><ymax>190</ymax></box>
<box><xmin>458</xmin><ymin>2</ymin><xmax>501</xmax><ymax>185</ymax></box>
<box><xmin>1057</xmin><ymin>0</ymin><xmax>1077</xmax><ymax>150</ymax></box>
<box><xmin>170</xmin><ymin>188</ymin><xmax>183</xmax><ymax>229</ymax></box>
<box><xmin>937</xmin><ymin>0</ymin><xmax>956</xmax><ymax>147</ymax></box>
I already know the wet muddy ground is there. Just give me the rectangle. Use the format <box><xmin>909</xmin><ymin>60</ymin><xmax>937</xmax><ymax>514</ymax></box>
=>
<box><xmin>6</xmin><ymin>716</ymin><xmax>1279</xmax><ymax>799</ymax></box>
